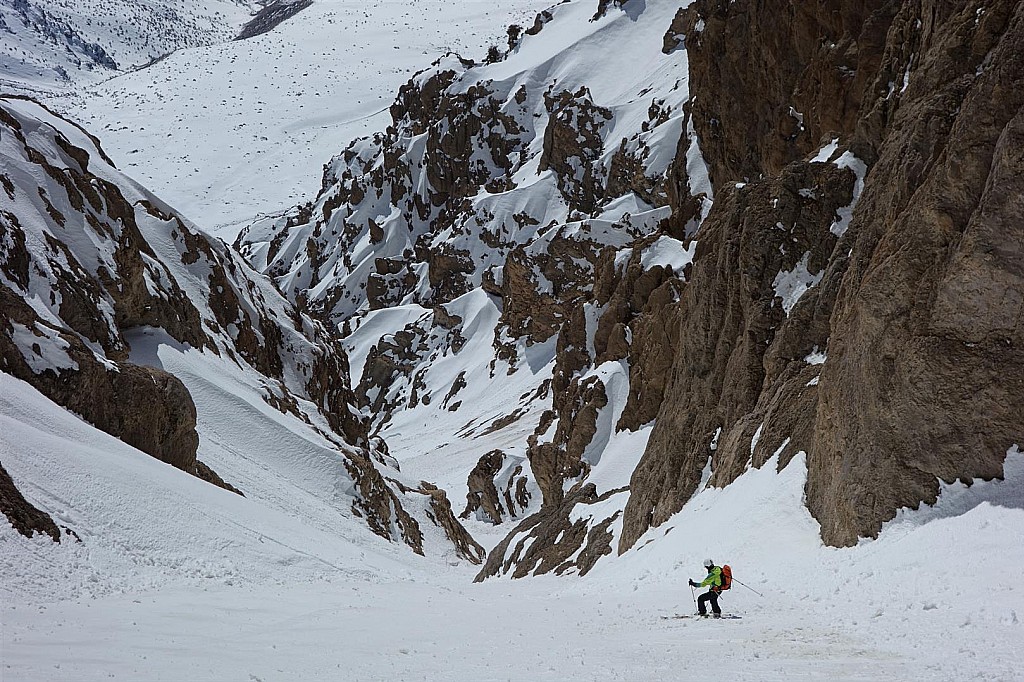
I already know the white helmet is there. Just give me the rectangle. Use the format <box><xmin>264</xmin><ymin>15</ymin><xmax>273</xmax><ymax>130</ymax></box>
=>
<box><xmin>703</xmin><ymin>558</ymin><xmax>714</xmax><ymax>568</ymax></box>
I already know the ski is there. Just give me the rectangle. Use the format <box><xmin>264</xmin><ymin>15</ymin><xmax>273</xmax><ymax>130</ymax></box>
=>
<box><xmin>660</xmin><ymin>614</ymin><xmax>743</xmax><ymax>620</ymax></box>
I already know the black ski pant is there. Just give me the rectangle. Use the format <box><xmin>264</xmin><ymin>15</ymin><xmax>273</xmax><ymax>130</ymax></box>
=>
<box><xmin>697</xmin><ymin>589</ymin><xmax>720</xmax><ymax>615</ymax></box>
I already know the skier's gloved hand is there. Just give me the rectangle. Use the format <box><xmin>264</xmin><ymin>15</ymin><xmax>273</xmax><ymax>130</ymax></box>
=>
<box><xmin>688</xmin><ymin>579</ymin><xmax>697</xmax><ymax>587</ymax></box>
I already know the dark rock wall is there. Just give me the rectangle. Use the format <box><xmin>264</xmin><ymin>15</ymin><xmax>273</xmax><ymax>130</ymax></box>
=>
<box><xmin>621</xmin><ymin>0</ymin><xmax>1024</xmax><ymax>550</ymax></box>
<box><xmin>684</xmin><ymin>0</ymin><xmax>895</xmax><ymax>185</ymax></box>
<box><xmin>621</xmin><ymin>160</ymin><xmax>855</xmax><ymax>548</ymax></box>
<box><xmin>0</xmin><ymin>461</ymin><xmax>61</xmax><ymax>542</ymax></box>
<box><xmin>809</xmin><ymin>0</ymin><xmax>1024</xmax><ymax>546</ymax></box>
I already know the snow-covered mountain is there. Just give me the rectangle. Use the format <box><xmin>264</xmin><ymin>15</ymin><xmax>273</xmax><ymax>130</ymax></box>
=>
<box><xmin>0</xmin><ymin>0</ymin><xmax>264</xmax><ymax>94</ymax></box>
<box><xmin>3</xmin><ymin>0</ymin><xmax>1024</xmax><ymax>679</ymax></box>
<box><xmin>0</xmin><ymin>95</ymin><xmax>484</xmax><ymax>571</ymax></box>
<box><xmin>55</xmin><ymin>0</ymin><xmax>560</xmax><ymax>234</ymax></box>
<box><xmin>236</xmin><ymin>0</ymin><xmax>707</xmax><ymax>576</ymax></box>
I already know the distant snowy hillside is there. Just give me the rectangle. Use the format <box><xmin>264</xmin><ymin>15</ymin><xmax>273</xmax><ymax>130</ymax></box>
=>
<box><xmin>0</xmin><ymin>0</ymin><xmax>261</xmax><ymax>94</ymax></box>
<box><xmin>58</xmin><ymin>0</ymin><xmax>558</xmax><ymax>233</ymax></box>
<box><xmin>0</xmin><ymin>95</ymin><xmax>483</xmax><ymax>567</ymax></box>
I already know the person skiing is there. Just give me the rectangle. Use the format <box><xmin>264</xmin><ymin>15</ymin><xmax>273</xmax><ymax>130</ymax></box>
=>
<box><xmin>689</xmin><ymin>558</ymin><xmax>722</xmax><ymax>618</ymax></box>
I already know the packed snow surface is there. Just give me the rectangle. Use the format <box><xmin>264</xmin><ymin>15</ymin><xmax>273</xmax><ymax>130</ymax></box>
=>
<box><xmin>55</xmin><ymin>0</ymin><xmax>556</xmax><ymax>235</ymax></box>
<box><xmin>4</xmin><ymin>361</ymin><xmax>1022</xmax><ymax>679</ymax></box>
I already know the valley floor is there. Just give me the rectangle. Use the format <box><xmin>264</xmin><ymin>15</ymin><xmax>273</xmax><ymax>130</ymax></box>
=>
<box><xmin>8</xmin><ymin>544</ymin><xmax>1022</xmax><ymax>682</ymax></box>
<box><xmin>3</xmin><ymin>366</ymin><xmax>1021</xmax><ymax>682</ymax></box>
<box><xmin>1</xmin><ymin>334</ymin><xmax>1021</xmax><ymax>681</ymax></box>
<box><xmin>3</xmin><ymin>577</ymin><xmax>916</xmax><ymax>682</ymax></box>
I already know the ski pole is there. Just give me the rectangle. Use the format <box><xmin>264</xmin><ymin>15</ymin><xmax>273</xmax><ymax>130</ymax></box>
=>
<box><xmin>731</xmin><ymin>577</ymin><xmax>764</xmax><ymax>597</ymax></box>
<box><xmin>690</xmin><ymin>584</ymin><xmax>697</xmax><ymax>611</ymax></box>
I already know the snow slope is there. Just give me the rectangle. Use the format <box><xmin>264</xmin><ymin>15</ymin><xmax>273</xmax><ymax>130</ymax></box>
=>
<box><xmin>0</xmin><ymin>373</ymin><xmax>421</xmax><ymax>604</ymax></box>
<box><xmin>5</xmin><ymin>388</ymin><xmax>1021</xmax><ymax>680</ymax></box>
<box><xmin>57</xmin><ymin>0</ymin><xmax>557</xmax><ymax>234</ymax></box>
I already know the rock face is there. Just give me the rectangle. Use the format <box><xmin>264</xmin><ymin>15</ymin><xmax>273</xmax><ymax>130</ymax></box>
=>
<box><xmin>0</xmin><ymin>96</ymin><xmax>483</xmax><ymax>561</ymax></box>
<box><xmin>235</xmin><ymin>0</ymin><xmax>312</xmax><ymax>41</ymax></box>
<box><xmin>344</xmin><ymin>454</ymin><xmax>485</xmax><ymax>563</ymax></box>
<box><xmin>621</xmin><ymin>0</ymin><xmax>1024</xmax><ymax>550</ymax></box>
<box><xmin>461</xmin><ymin>449</ymin><xmax>531</xmax><ymax>525</ymax></box>
<box><xmin>682</xmin><ymin>0</ymin><xmax>894</xmax><ymax>186</ymax></box>
<box><xmin>805</xmin><ymin>0</ymin><xmax>1024</xmax><ymax>546</ymax></box>
<box><xmin>0</xmin><ymin>461</ymin><xmax>61</xmax><ymax>542</ymax></box>
<box><xmin>476</xmin><ymin>483</ymin><xmax>625</xmax><ymax>581</ymax></box>
<box><xmin>621</xmin><ymin>159</ymin><xmax>856</xmax><ymax>548</ymax></box>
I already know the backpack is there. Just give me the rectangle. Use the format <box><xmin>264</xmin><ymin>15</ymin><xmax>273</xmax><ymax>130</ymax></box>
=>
<box><xmin>719</xmin><ymin>564</ymin><xmax>733</xmax><ymax>591</ymax></box>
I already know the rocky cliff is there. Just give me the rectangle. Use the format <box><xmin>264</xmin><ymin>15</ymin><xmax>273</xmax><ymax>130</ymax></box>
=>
<box><xmin>621</xmin><ymin>0</ymin><xmax>1024</xmax><ymax>550</ymax></box>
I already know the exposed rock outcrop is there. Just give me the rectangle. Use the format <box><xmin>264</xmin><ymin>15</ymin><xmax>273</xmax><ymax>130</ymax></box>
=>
<box><xmin>461</xmin><ymin>449</ymin><xmax>531</xmax><ymax>525</ymax></box>
<box><xmin>0</xmin><ymin>461</ymin><xmax>61</xmax><ymax>542</ymax></box>
<box><xmin>235</xmin><ymin>0</ymin><xmax>312</xmax><ymax>41</ymax></box>
<box><xmin>621</xmin><ymin>160</ymin><xmax>855</xmax><ymax>548</ymax></box>
<box><xmin>539</xmin><ymin>88</ymin><xmax>613</xmax><ymax>214</ymax></box>
<box><xmin>476</xmin><ymin>483</ymin><xmax>625</xmax><ymax>580</ymax></box>
<box><xmin>0</xmin><ymin>286</ymin><xmax>199</xmax><ymax>470</ymax></box>
<box><xmin>346</xmin><ymin>453</ymin><xmax>485</xmax><ymax>564</ymax></box>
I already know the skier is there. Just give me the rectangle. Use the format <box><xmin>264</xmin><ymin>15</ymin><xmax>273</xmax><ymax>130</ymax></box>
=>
<box><xmin>689</xmin><ymin>558</ymin><xmax>722</xmax><ymax>618</ymax></box>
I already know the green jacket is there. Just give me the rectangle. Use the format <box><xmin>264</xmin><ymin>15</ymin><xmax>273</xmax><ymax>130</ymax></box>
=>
<box><xmin>699</xmin><ymin>566</ymin><xmax>722</xmax><ymax>589</ymax></box>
